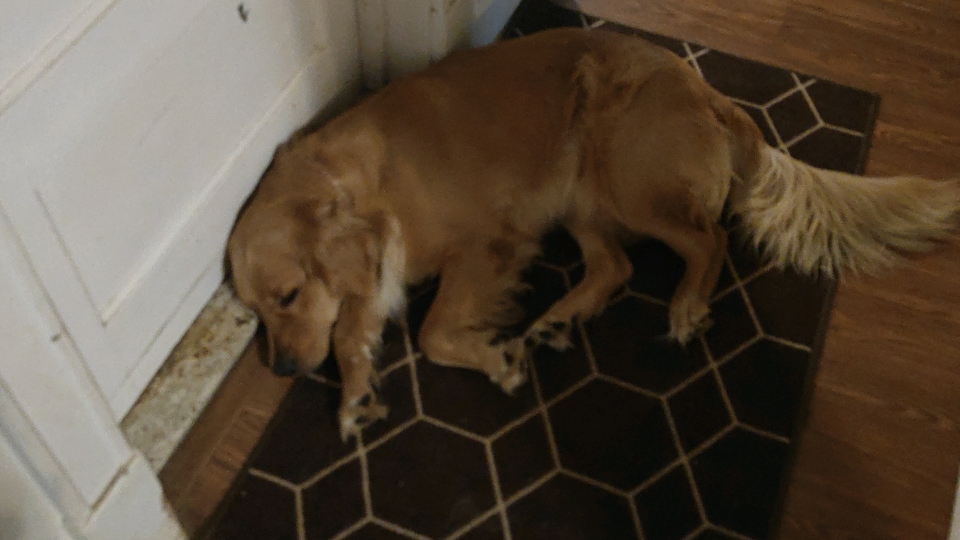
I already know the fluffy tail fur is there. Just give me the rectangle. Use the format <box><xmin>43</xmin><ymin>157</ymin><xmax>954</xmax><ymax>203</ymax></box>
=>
<box><xmin>730</xmin><ymin>145</ymin><xmax>960</xmax><ymax>275</ymax></box>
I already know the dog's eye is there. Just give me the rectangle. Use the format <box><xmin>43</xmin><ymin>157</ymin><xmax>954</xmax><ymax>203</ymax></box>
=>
<box><xmin>278</xmin><ymin>288</ymin><xmax>300</xmax><ymax>308</ymax></box>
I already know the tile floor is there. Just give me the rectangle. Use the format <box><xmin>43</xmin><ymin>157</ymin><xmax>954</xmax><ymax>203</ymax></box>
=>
<box><xmin>201</xmin><ymin>1</ymin><xmax>880</xmax><ymax>539</ymax></box>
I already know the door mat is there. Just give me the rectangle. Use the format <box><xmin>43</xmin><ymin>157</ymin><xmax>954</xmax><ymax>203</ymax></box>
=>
<box><xmin>202</xmin><ymin>1</ymin><xmax>879</xmax><ymax>539</ymax></box>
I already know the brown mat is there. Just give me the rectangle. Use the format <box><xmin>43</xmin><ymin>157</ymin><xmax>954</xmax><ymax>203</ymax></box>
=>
<box><xmin>202</xmin><ymin>1</ymin><xmax>880</xmax><ymax>539</ymax></box>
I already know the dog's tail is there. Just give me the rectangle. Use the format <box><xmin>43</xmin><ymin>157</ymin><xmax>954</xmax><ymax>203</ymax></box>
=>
<box><xmin>722</xmin><ymin>106</ymin><xmax>960</xmax><ymax>275</ymax></box>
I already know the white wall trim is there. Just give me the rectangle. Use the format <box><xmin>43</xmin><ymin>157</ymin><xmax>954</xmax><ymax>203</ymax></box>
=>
<box><xmin>950</xmin><ymin>466</ymin><xmax>960</xmax><ymax>540</ymax></box>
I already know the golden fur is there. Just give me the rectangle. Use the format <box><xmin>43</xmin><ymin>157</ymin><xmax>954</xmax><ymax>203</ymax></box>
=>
<box><xmin>227</xmin><ymin>28</ymin><xmax>960</xmax><ymax>438</ymax></box>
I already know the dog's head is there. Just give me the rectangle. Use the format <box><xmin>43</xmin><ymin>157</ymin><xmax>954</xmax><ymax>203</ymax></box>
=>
<box><xmin>228</xmin><ymin>149</ymin><xmax>382</xmax><ymax>376</ymax></box>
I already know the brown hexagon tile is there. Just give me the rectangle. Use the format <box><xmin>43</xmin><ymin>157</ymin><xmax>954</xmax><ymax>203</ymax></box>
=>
<box><xmin>704</xmin><ymin>289</ymin><xmax>759</xmax><ymax>361</ymax></box>
<box><xmin>697</xmin><ymin>50</ymin><xmax>798</xmax><ymax>104</ymax></box>
<box><xmin>667</xmin><ymin>372</ymin><xmax>732</xmax><ymax>452</ymax></box>
<box><xmin>548</xmin><ymin>379</ymin><xmax>677</xmax><ymax>490</ymax></box>
<box><xmin>507</xmin><ymin>474</ymin><xmax>637</xmax><ymax>539</ymax></box>
<box><xmin>417</xmin><ymin>355</ymin><xmax>538</xmax><ymax>437</ymax></box>
<box><xmin>492</xmin><ymin>414</ymin><xmax>555</xmax><ymax>499</ymax></box>
<box><xmin>738</xmin><ymin>102</ymin><xmax>778</xmax><ymax>146</ymax></box>
<box><xmin>250</xmin><ymin>379</ymin><xmax>355</xmax><ymax>484</ymax></box>
<box><xmin>767</xmin><ymin>90</ymin><xmax>819</xmax><ymax>143</ymax></box>
<box><xmin>531</xmin><ymin>324</ymin><xmax>593</xmax><ymax>402</ymax></box>
<box><xmin>207</xmin><ymin>473</ymin><xmax>297</xmax><ymax>540</ymax></box>
<box><xmin>339</xmin><ymin>523</ymin><xmax>409</xmax><ymax>540</ymax></box>
<box><xmin>457</xmin><ymin>515</ymin><xmax>506</xmax><ymax>540</ymax></box>
<box><xmin>788</xmin><ymin>127</ymin><xmax>864</xmax><ymax>173</ymax></box>
<box><xmin>744</xmin><ymin>269</ymin><xmax>833</xmax><ymax>346</ymax></box>
<box><xmin>586</xmin><ymin>297</ymin><xmax>708</xmax><ymax>394</ymax></box>
<box><xmin>302</xmin><ymin>459</ymin><xmax>365</xmax><ymax>540</ymax></box>
<box><xmin>689</xmin><ymin>529</ymin><xmax>741</xmax><ymax>540</ymax></box>
<box><xmin>634</xmin><ymin>466</ymin><xmax>703</xmax><ymax>540</ymax></box>
<box><xmin>367</xmin><ymin>421</ymin><xmax>496</xmax><ymax>538</ymax></box>
<box><xmin>691</xmin><ymin>429</ymin><xmax>789</xmax><ymax>539</ymax></box>
<box><xmin>719</xmin><ymin>339</ymin><xmax>811</xmax><ymax>437</ymax></box>
<box><xmin>806</xmin><ymin>79</ymin><xmax>877</xmax><ymax>132</ymax></box>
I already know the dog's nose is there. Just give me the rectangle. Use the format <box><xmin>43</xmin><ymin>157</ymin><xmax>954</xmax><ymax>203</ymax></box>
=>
<box><xmin>272</xmin><ymin>355</ymin><xmax>299</xmax><ymax>377</ymax></box>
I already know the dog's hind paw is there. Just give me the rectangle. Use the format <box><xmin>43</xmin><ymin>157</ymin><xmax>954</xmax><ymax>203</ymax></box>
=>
<box><xmin>338</xmin><ymin>394</ymin><xmax>389</xmax><ymax>441</ymax></box>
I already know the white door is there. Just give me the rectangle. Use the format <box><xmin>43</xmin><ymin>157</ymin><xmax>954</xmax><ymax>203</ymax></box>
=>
<box><xmin>0</xmin><ymin>0</ymin><xmax>362</xmax><ymax>417</ymax></box>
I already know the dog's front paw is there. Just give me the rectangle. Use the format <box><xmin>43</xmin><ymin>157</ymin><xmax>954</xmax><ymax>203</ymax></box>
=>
<box><xmin>525</xmin><ymin>319</ymin><xmax>573</xmax><ymax>352</ymax></box>
<box><xmin>338</xmin><ymin>393</ymin><xmax>389</xmax><ymax>441</ymax></box>
<box><xmin>668</xmin><ymin>297</ymin><xmax>711</xmax><ymax>345</ymax></box>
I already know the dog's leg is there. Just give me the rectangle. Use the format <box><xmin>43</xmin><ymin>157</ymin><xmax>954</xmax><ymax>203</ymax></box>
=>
<box><xmin>514</xmin><ymin>222</ymin><xmax>632</xmax><ymax>355</ymax></box>
<box><xmin>641</xmin><ymin>215</ymin><xmax>722</xmax><ymax>343</ymax></box>
<box><xmin>333</xmin><ymin>296</ymin><xmax>389</xmax><ymax>440</ymax></box>
<box><xmin>700</xmin><ymin>222</ymin><xmax>728</xmax><ymax>300</ymax></box>
<box><xmin>419</xmin><ymin>246</ymin><xmax>532</xmax><ymax>394</ymax></box>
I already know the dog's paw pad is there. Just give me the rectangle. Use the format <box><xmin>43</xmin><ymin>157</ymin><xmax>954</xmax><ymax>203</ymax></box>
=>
<box><xmin>528</xmin><ymin>319</ymin><xmax>573</xmax><ymax>351</ymax></box>
<box><xmin>338</xmin><ymin>395</ymin><xmax>388</xmax><ymax>441</ymax></box>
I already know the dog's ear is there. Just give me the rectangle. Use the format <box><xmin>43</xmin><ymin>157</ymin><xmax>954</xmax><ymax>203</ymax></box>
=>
<box><xmin>302</xmin><ymin>196</ymin><xmax>383</xmax><ymax>298</ymax></box>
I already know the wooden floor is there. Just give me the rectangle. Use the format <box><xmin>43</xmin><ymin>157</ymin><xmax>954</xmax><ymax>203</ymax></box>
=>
<box><xmin>161</xmin><ymin>1</ymin><xmax>960</xmax><ymax>538</ymax></box>
<box><xmin>572</xmin><ymin>0</ymin><xmax>960</xmax><ymax>538</ymax></box>
<box><xmin>160</xmin><ymin>333</ymin><xmax>292</xmax><ymax>535</ymax></box>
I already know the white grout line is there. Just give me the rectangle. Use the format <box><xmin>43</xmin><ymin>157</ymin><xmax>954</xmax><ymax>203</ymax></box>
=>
<box><xmin>559</xmin><ymin>469</ymin><xmax>628</xmax><ymax>497</ymax></box>
<box><xmin>736</xmin><ymin>285</ymin><xmax>765</xmax><ymax>343</ymax></box>
<box><xmin>793</xmin><ymin>72</ymin><xmax>825</xmax><ymax>125</ymax></box>
<box><xmin>824</xmin><ymin>122</ymin><xmax>865</xmax><ymax>137</ymax></box>
<box><xmin>761</xmin><ymin>106</ymin><xmax>789</xmax><ymax>151</ymax></box>
<box><xmin>504</xmin><ymin>469</ymin><xmax>560</xmax><ymax>506</ymax></box>
<box><xmin>764</xmin><ymin>334</ymin><xmax>812</xmax><ymax>353</ymax></box>
<box><xmin>356</xmin><ymin>433</ymin><xmax>374</xmax><ymax>518</ymax></box>
<box><xmin>482</xmin><ymin>441</ymin><xmax>513</xmax><ymax>540</ymax></box>
<box><xmin>683</xmin><ymin>42</ymin><xmax>705</xmax><ymax>78</ymax></box>
<box><xmin>713</xmin><ymin>524</ymin><xmax>757</xmax><ymax>540</ymax></box>
<box><xmin>444</xmin><ymin>506</ymin><xmax>503</xmax><ymax>540</ymax></box>
<box><xmin>595</xmin><ymin>373</ymin><xmax>661</xmax><ymax>399</ymax></box>
<box><xmin>628</xmin><ymin>495</ymin><xmax>648</xmax><ymax>540</ymax></box>
<box><xmin>419</xmin><ymin>416</ymin><xmax>488</xmax><ymax>443</ymax></box>
<box><xmin>661</xmin><ymin>397</ymin><xmax>710</xmax><ymax>523</ymax></box>
<box><xmin>629</xmin><ymin>290</ymin><xmax>669</xmax><ymax>306</ymax></box>
<box><xmin>738</xmin><ymin>422</ymin><xmax>791</xmax><ymax>444</ymax></box>
<box><xmin>295</xmin><ymin>487</ymin><xmax>306</xmax><ymax>540</ymax></box>
<box><xmin>487</xmin><ymin>406</ymin><xmax>543</xmax><ymax>442</ymax></box>
<box><xmin>629</xmin><ymin>456</ymin><xmax>685</xmax><ymax>496</ymax></box>
<box><xmin>662</xmin><ymin>363</ymin><xmax>715</xmax><ymax>399</ymax></box>
<box><xmin>685</xmin><ymin>424</ymin><xmax>739</xmax><ymax>466</ymax></box>
<box><xmin>248</xmin><ymin>468</ymin><xmax>300</xmax><ymax>490</ymax></box>
<box><xmin>304</xmin><ymin>372</ymin><xmax>341</xmax><ymax>388</ymax></box>
<box><xmin>542</xmin><ymin>373</ymin><xmax>595</xmax><ymax>411</ymax></box>
<box><xmin>329</xmin><ymin>518</ymin><xmax>371</xmax><ymax>540</ymax></box>
<box><xmin>298</xmin><ymin>449</ymin><xmax>360</xmax><ymax>490</ymax></box>
<box><xmin>782</xmin><ymin>122</ymin><xmax>824</xmax><ymax>149</ymax></box>
<box><xmin>530</xmin><ymin>362</ymin><xmax>566</xmax><ymax>469</ymax></box>
<box><xmin>680</xmin><ymin>524</ymin><xmax>709</xmax><ymax>540</ymax></box>
<box><xmin>369</xmin><ymin>517</ymin><xmax>433</xmax><ymax>540</ymax></box>
<box><xmin>362</xmin><ymin>416</ymin><xmax>420</xmax><ymax>454</ymax></box>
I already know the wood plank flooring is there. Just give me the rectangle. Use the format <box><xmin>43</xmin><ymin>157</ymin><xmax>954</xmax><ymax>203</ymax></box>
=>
<box><xmin>160</xmin><ymin>2</ymin><xmax>960</xmax><ymax>538</ymax></box>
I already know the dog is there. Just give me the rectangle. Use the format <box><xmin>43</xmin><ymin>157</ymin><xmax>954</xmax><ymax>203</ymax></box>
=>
<box><xmin>227</xmin><ymin>27</ymin><xmax>960</xmax><ymax>439</ymax></box>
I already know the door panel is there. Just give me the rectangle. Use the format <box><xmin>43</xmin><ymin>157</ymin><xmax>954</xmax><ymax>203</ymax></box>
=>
<box><xmin>0</xmin><ymin>0</ymin><xmax>356</xmax><ymax>415</ymax></box>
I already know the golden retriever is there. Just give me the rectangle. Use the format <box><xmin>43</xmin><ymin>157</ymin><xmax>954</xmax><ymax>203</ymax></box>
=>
<box><xmin>227</xmin><ymin>28</ymin><xmax>960</xmax><ymax>438</ymax></box>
